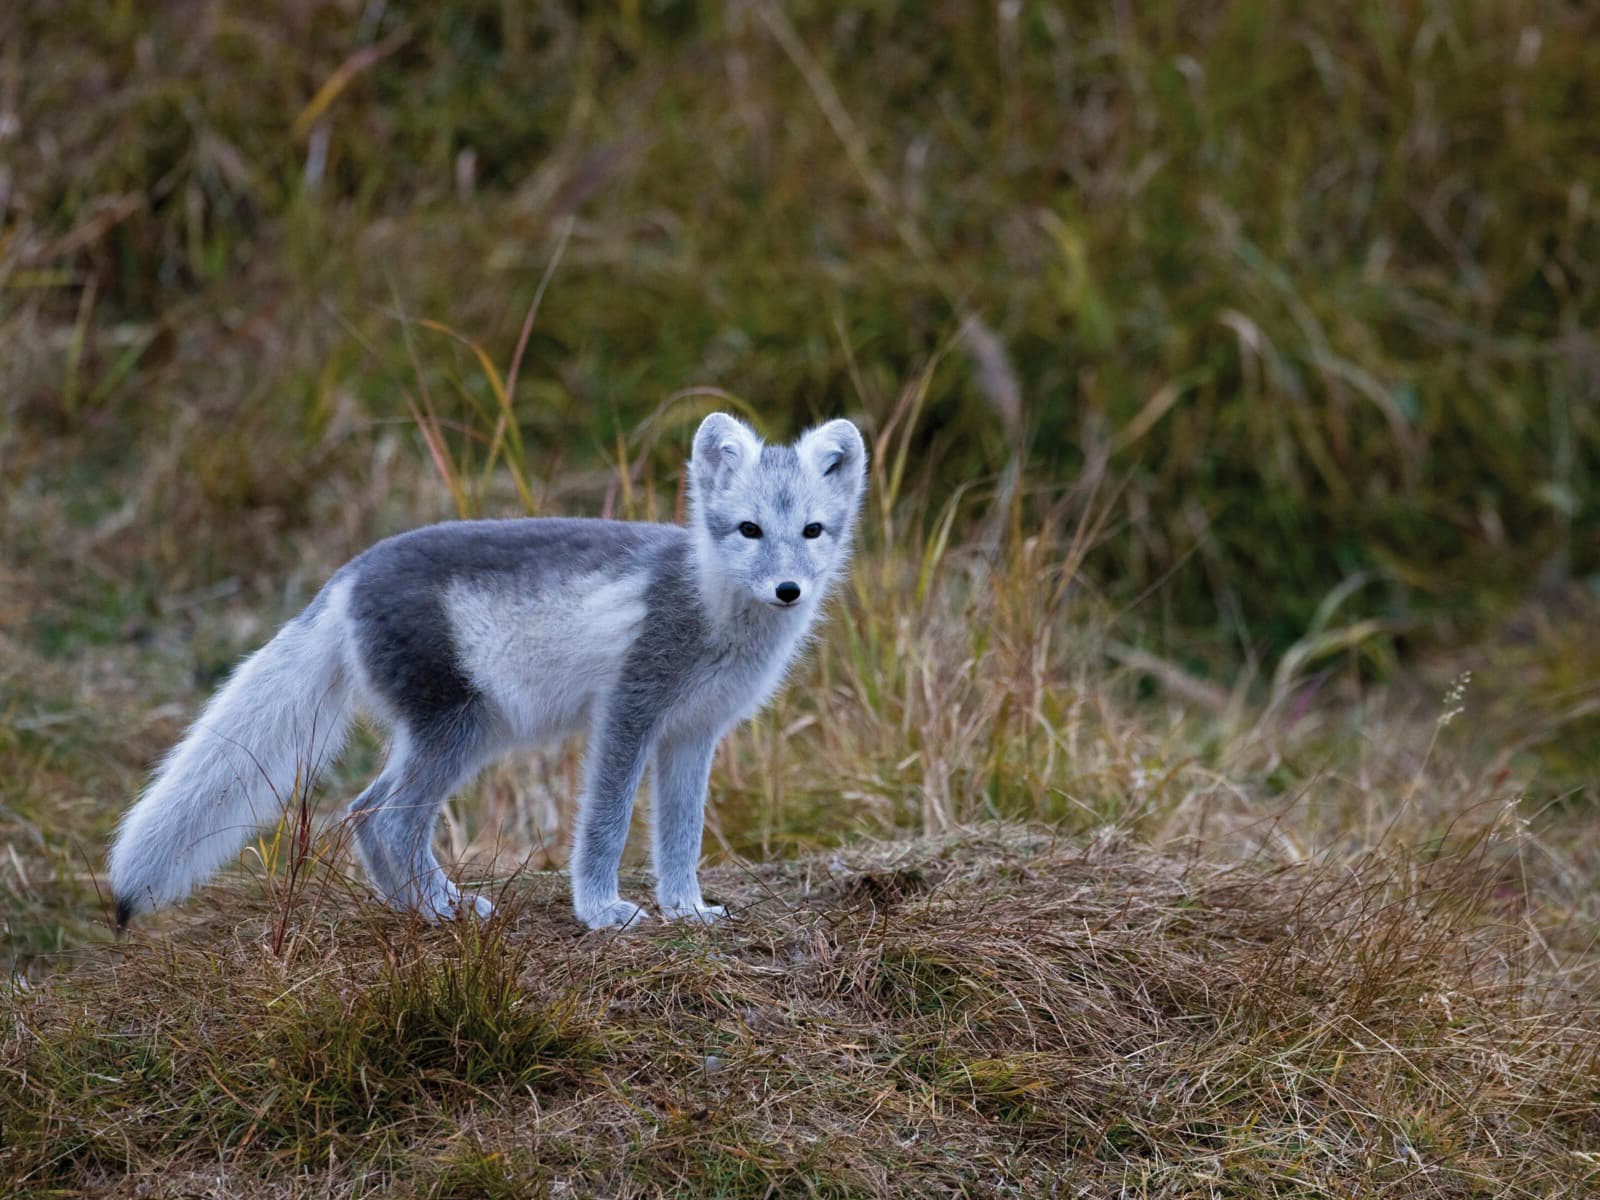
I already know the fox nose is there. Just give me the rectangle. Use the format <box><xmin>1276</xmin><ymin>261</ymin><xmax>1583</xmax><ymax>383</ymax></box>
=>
<box><xmin>775</xmin><ymin>581</ymin><xmax>801</xmax><ymax>604</ymax></box>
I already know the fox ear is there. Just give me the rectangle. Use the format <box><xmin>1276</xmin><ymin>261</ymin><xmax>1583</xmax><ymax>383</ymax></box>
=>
<box><xmin>692</xmin><ymin>412</ymin><xmax>762</xmax><ymax>494</ymax></box>
<box><xmin>798</xmin><ymin>419</ymin><xmax>867</xmax><ymax>498</ymax></box>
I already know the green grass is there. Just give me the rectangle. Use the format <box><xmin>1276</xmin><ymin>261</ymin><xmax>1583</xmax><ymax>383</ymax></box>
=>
<box><xmin>278</xmin><ymin>932</ymin><xmax>604</xmax><ymax>1137</ymax></box>
<box><xmin>630</xmin><ymin>1123</ymin><xmax>865</xmax><ymax>1200</ymax></box>
<box><xmin>425</xmin><ymin>1146</ymin><xmax>550</xmax><ymax>1200</ymax></box>
<box><xmin>3</xmin><ymin>913</ymin><xmax>605</xmax><ymax>1182</ymax></box>
<box><xmin>5</xmin><ymin>2</ymin><xmax>1598</xmax><ymax>646</ymax></box>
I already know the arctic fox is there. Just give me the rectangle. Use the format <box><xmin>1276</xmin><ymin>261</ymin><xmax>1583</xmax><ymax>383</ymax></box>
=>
<box><xmin>108</xmin><ymin>413</ymin><xmax>867</xmax><ymax>930</ymax></box>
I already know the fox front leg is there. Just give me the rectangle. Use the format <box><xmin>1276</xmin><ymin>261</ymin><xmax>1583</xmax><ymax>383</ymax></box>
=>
<box><xmin>651</xmin><ymin>732</ymin><xmax>727</xmax><ymax>923</ymax></box>
<box><xmin>570</xmin><ymin>704</ymin><xmax>656</xmax><ymax>930</ymax></box>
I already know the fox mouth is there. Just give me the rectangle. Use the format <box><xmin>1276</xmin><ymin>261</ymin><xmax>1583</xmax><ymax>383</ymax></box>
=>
<box><xmin>767</xmin><ymin>599</ymin><xmax>800</xmax><ymax>609</ymax></box>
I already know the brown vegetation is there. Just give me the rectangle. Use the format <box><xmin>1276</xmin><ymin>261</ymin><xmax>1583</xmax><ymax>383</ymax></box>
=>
<box><xmin>6</xmin><ymin>823</ymin><xmax>1597</xmax><ymax>1198</ymax></box>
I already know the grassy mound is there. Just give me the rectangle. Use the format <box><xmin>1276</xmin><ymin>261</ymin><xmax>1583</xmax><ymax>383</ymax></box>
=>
<box><xmin>3</xmin><ymin>828</ymin><xmax>1596</xmax><ymax>1197</ymax></box>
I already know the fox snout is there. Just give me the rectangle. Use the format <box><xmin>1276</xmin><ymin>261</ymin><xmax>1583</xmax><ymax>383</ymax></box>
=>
<box><xmin>774</xmin><ymin>581</ymin><xmax>801</xmax><ymax>605</ymax></box>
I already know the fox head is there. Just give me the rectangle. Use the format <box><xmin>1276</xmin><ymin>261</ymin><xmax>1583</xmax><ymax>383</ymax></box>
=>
<box><xmin>688</xmin><ymin>413</ymin><xmax>868</xmax><ymax>613</ymax></box>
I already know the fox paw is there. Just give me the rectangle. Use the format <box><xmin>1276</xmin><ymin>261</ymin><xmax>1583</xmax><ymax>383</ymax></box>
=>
<box><xmin>448</xmin><ymin>891</ymin><xmax>496</xmax><ymax>921</ymax></box>
<box><xmin>418</xmin><ymin>880</ymin><xmax>493</xmax><ymax>923</ymax></box>
<box><xmin>659</xmin><ymin>901</ymin><xmax>728</xmax><ymax>924</ymax></box>
<box><xmin>578</xmin><ymin>897</ymin><xmax>650</xmax><ymax>931</ymax></box>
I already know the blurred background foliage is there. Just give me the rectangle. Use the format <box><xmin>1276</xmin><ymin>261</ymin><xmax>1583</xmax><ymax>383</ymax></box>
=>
<box><xmin>3</xmin><ymin>0</ymin><xmax>1597</xmax><ymax>654</ymax></box>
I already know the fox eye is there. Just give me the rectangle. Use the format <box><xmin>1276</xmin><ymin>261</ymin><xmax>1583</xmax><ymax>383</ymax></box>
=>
<box><xmin>738</xmin><ymin>521</ymin><xmax>763</xmax><ymax>539</ymax></box>
<box><xmin>802</xmin><ymin>522</ymin><xmax>823</xmax><ymax>539</ymax></box>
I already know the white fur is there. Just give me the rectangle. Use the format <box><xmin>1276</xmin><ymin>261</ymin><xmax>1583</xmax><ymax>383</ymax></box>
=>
<box><xmin>446</xmin><ymin>571</ymin><xmax>648</xmax><ymax>745</ymax></box>
<box><xmin>108</xmin><ymin>580</ymin><xmax>356</xmax><ymax>917</ymax></box>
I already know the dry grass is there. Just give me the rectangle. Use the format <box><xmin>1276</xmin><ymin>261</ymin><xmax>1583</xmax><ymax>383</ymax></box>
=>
<box><xmin>4</xmin><ymin>824</ymin><xmax>1596</xmax><ymax>1198</ymax></box>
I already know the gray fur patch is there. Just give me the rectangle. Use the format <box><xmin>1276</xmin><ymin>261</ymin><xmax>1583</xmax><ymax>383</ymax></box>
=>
<box><xmin>624</xmin><ymin>538</ymin><xmax>713</xmax><ymax>703</ymax></box>
<box><xmin>758</xmin><ymin>443</ymin><xmax>798</xmax><ymax>470</ymax></box>
<box><xmin>347</xmin><ymin>518</ymin><xmax>681</xmax><ymax>726</ymax></box>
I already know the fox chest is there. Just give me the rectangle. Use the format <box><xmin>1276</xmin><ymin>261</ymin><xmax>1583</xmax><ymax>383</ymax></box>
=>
<box><xmin>659</xmin><ymin>624</ymin><xmax>809</xmax><ymax>741</ymax></box>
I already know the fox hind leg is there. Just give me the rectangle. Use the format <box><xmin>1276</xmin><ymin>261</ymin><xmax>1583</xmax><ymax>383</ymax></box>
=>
<box><xmin>346</xmin><ymin>776</ymin><xmax>399</xmax><ymax>900</ymax></box>
<box><xmin>351</xmin><ymin>713</ymin><xmax>495</xmax><ymax>921</ymax></box>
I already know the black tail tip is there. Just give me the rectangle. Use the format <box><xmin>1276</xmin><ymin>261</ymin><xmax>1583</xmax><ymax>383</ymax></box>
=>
<box><xmin>114</xmin><ymin>896</ymin><xmax>134</xmax><ymax>935</ymax></box>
